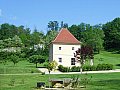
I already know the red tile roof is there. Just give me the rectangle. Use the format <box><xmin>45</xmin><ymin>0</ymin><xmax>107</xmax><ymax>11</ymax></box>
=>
<box><xmin>52</xmin><ymin>28</ymin><xmax>80</xmax><ymax>44</ymax></box>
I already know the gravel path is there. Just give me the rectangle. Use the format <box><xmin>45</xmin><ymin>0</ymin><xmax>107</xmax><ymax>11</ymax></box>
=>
<box><xmin>38</xmin><ymin>68</ymin><xmax>120</xmax><ymax>74</ymax></box>
<box><xmin>0</xmin><ymin>69</ymin><xmax>120</xmax><ymax>75</ymax></box>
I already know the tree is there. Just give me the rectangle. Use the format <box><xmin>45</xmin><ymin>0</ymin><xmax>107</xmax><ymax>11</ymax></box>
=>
<box><xmin>3</xmin><ymin>38</ymin><xmax>12</xmax><ymax>48</ymax></box>
<box><xmin>45</xmin><ymin>30</ymin><xmax>58</xmax><ymax>56</ymax></box>
<box><xmin>81</xmin><ymin>24</ymin><xmax>104</xmax><ymax>53</ymax></box>
<box><xmin>102</xmin><ymin>17</ymin><xmax>120</xmax><ymax>50</ymax></box>
<box><xmin>45</xmin><ymin>30</ymin><xmax>58</xmax><ymax>44</ymax></box>
<box><xmin>48</xmin><ymin>21</ymin><xmax>59</xmax><ymax>31</ymax></box>
<box><xmin>60</xmin><ymin>21</ymin><xmax>69</xmax><ymax>29</ymax></box>
<box><xmin>47</xmin><ymin>60</ymin><xmax>58</xmax><ymax>73</ymax></box>
<box><xmin>12</xmin><ymin>35</ymin><xmax>23</xmax><ymax>47</ymax></box>
<box><xmin>69</xmin><ymin>23</ymin><xmax>104</xmax><ymax>53</ymax></box>
<box><xmin>29</xmin><ymin>55</ymin><xmax>45</xmax><ymax>68</ymax></box>
<box><xmin>19</xmin><ymin>27</ymin><xmax>31</xmax><ymax>47</ymax></box>
<box><xmin>0</xmin><ymin>40</ymin><xmax>4</xmax><ymax>49</ymax></box>
<box><xmin>0</xmin><ymin>51</ymin><xmax>8</xmax><ymax>64</ymax></box>
<box><xmin>30</xmin><ymin>29</ymin><xmax>44</xmax><ymax>46</ymax></box>
<box><xmin>10</xmin><ymin>53</ymin><xmax>19</xmax><ymax>65</ymax></box>
<box><xmin>0</xmin><ymin>23</ymin><xmax>18</xmax><ymax>40</ymax></box>
<box><xmin>74</xmin><ymin>45</ymin><xmax>94</xmax><ymax>73</ymax></box>
<box><xmin>69</xmin><ymin>24</ymin><xmax>82</xmax><ymax>41</ymax></box>
<box><xmin>46</xmin><ymin>60</ymin><xmax>58</xmax><ymax>88</ymax></box>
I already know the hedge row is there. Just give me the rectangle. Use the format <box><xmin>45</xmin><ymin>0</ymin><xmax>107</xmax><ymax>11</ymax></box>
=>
<box><xmin>58</xmin><ymin>64</ymin><xmax>113</xmax><ymax>72</ymax></box>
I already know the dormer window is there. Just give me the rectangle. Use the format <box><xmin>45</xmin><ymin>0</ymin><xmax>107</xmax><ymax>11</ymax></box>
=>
<box><xmin>59</xmin><ymin>47</ymin><xmax>61</xmax><ymax>50</ymax></box>
<box><xmin>72</xmin><ymin>47</ymin><xmax>74</xmax><ymax>50</ymax></box>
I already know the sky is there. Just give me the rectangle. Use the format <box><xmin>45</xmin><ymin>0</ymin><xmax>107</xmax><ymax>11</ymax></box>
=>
<box><xmin>0</xmin><ymin>0</ymin><xmax>120</xmax><ymax>33</ymax></box>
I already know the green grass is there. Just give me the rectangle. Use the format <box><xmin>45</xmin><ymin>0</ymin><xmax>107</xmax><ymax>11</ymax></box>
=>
<box><xmin>0</xmin><ymin>73</ymin><xmax>120</xmax><ymax>90</ymax></box>
<box><xmin>85</xmin><ymin>51</ymin><xmax>120</xmax><ymax>69</ymax></box>
<box><xmin>0</xmin><ymin>51</ymin><xmax>120</xmax><ymax>90</ymax></box>
<box><xmin>0</xmin><ymin>60</ymin><xmax>42</xmax><ymax>74</ymax></box>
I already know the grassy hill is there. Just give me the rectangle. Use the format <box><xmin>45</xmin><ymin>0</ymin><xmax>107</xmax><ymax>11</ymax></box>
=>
<box><xmin>86</xmin><ymin>51</ymin><xmax>120</xmax><ymax>69</ymax></box>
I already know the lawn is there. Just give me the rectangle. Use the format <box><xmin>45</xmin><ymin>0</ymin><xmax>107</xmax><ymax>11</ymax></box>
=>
<box><xmin>0</xmin><ymin>51</ymin><xmax>120</xmax><ymax>74</ymax></box>
<box><xmin>0</xmin><ymin>60</ymin><xmax>42</xmax><ymax>74</ymax></box>
<box><xmin>0</xmin><ymin>51</ymin><xmax>120</xmax><ymax>90</ymax></box>
<box><xmin>0</xmin><ymin>73</ymin><xmax>120</xmax><ymax>90</ymax></box>
<box><xmin>85</xmin><ymin>51</ymin><xmax>120</xmax><ymax>69</ymax></box>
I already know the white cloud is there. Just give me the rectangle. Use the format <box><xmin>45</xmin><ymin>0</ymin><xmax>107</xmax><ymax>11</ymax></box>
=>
<box><xmin>0</xmin><ymin>9</ymin><xmax>2</xmax><ymax>16</ymax></box>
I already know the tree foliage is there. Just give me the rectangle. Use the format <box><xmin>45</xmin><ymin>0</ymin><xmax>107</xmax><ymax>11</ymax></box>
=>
<box><xmin>102</xmin><ymin>17</ymin><xmax>120</xmax><ymax>50</ymax></box>
<box><xmin>0</xmin><ymin>18</ymin><xmax>120</xmax><ymax>67</ymax></box>
<box><xmin>74</xmin><ymin>45</ymin><xmax>94</xmax><ymax>73</ymax></box>
<box><xmin>47</xmin><ymin>60</ymin><xmax>58</xmax><ymax>73</ymax></box>
<box><xmin>29</xmin><ymin>55</ymin><xmax>45</xmax><ymax>68</ymax></box>
<box><xmin>30</xmin><ymin>29</ymin><xmax>44</xmax><ymax>46</ymax></box>
<box><xmin>69</xmin><ymin>23</ymin><xmax>104</xmax><ymax>53</ymax></box>
<box><xmin>10</xmin><ymin>53</ymin><xmax>20</xmax><ymax>65</ymax></box>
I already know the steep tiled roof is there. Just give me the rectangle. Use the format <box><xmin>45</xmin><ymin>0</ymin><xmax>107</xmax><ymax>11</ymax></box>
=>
<box><xmin>52</xmin><ymin>28</ymin><xmax>80</xmax><ymax>44</ymax></box>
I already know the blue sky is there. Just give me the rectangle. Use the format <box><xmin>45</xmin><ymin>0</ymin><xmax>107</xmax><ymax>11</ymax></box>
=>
<box><xmin>0</xmin><ymin>0</ymin><xmax>120</xmax><ymax>33</ymax></box>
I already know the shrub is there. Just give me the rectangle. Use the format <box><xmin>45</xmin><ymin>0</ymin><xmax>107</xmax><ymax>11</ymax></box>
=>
<box><xmin>90</xmin><ymin>66</ymin><xmax>96</xmax><ymax>71</ymax></box>
<box><xmin>58</xmin><ymin>65</ymin><xmax>63</xmax><ymax>71</ymax></box>
<box><xmin>83</xmin><ymin>65</ymin><xmax>95</xmax><ymax>71</ymax></box>
<box><xmin>58</xmin><ymin>65</ymin><xmax>70</xmax><ymax>72</ymax></box>
<box><xmin>96</xmin><ymin>64</ymin><xmax>102</xmax><ymax>70</ymax></box>
<box><xmin>41</xmin><ymin>72</ymin><xmax>45</xmax><ymax>75</ymax></box>
<box><xmin>58</xmin><ymin>64</ymin><xmax>113</xmax><ymax>72</ymax></box>
<box><xmin>96</xmin><ymin>64</ymin><xmax>113</xmax><ymax>71</ymax></box>
<box><xmin>106</xmin><ymin>64</ymin><xmax>113</xmax><ymax>70</ymax></box>
<box><xmin>71</xmin><ymin>66</ymin><xmax>80</xmax><ymax>72</ymax></box>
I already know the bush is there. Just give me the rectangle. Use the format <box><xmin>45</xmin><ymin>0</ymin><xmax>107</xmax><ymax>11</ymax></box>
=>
<box><xmin>83</xmin><ymin>65</ymin><xmax>96</xmax><ymax>71</ymax></box>
<box><xmin>96</xmin><ymin>64</ymin><xmax>113</xmax><ymax>71</ymax></box>
<box><xmin>58</xmin><ymin>65</ymin><xmax>70</xmax><ymax>72</ymax></box>
<box><xmin>58</xmin><ymin>64</ymin><xmax>113</xmax><ymax>72</ymax></box>
<box><xmin>71</xmin><ymin>66</ymin><xmax>80</xmax><ymax>72</ymax></box>
<box><xmin>58</xmin><ymin>65</ymin><xmax>63</xmax><ymax>71</ymax></box>
<box><xmin>90</xmin><ymin>66</ymin><xmax>96</xmax><ymax>71</ymax></box>
<box><xmin>106</xmin><ymin>64</ymin><xmax>113</xmax><ymax>70</ymax></box>
<box><xmin>41</xmin><ymin>72</ymin><xmax>45</xmax><ymax>75</ymax></box>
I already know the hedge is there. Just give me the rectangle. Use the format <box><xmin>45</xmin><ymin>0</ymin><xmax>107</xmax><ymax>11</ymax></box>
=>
<box><xmin>58</xmin><ymin>64</ymin><xmax>113</xmax><ymax>72</ymax></box>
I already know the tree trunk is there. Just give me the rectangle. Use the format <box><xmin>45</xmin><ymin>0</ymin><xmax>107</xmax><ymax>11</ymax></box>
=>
<box><xmin>80</xmin><ymin>67</ymin><xmax>82</xmax><ymax>74</ymax></box>
<box><xmin>98</xmin><ymin>49</ymin><xmax>100</xmax><ymax>54</ymax></box>
<box><xmin>13</xmin><ymin>62</ymin><xmax>15</xmax><ymax>66</ymax></box>
<box><xmin>90</xmin><ymin>59</ymin><xmax>93</xmax><ymax>66</ymax></box>
<box><xmin>79</xmin><ymin>62</ymin><xmax>83</xmax><ymax>74</ymax></box>
<box><xmin>36</xmin><ymin>62</ymin><xmax>37</xmax><ymax>68</ymax></box>
<box><xmin>49</xmin><ymin>71</ymin><xmax>50</xmax><ymax>88</ymax></box>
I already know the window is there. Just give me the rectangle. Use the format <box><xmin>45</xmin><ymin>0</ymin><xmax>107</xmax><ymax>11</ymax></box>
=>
<box><xmin>71</xmin><ymin>58</ymin><xmax>75</xmax><ymax>65</ymax></box>
<box><xmin>58</xmin><ymin>58</ymin><xmax>62</xmax><ymax>62</ymax></box>
<box><xmin>59</xmin><ymin>47</ymin><xmax>61</xmax><ymax>50</ymax></box>
<box><xmin>72</xmin><ymin>47</ymin><xmax>74</xmax><ymax>50</ymax></box>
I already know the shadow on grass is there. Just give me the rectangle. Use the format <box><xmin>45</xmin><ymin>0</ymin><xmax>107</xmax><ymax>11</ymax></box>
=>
<box><xmin>90</xmin><ymin>79</ymin><xmax>120</xmax><ymax>90</ymax></box>
<box><xmin>116</xmin><ymin>64</ymin><xmax>120</xmax><ymax>67</ymax></box>
<box><xmin>112</xmin><ymin>51</ymin><xmax>120</xmax><ymax>54</ymax></box>
<box><xmin>107</xmin><ymin>49</ymin><xmax>120</xmax><ymax>54</ymax></box>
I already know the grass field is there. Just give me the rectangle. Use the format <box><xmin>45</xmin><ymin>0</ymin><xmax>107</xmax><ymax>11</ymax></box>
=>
<box><xmin>86</xmin><ymin>51</ymin><xmax>120</xmax><ymax>69</ymax></box>
<box><xmin>0</xmin><ymin>51</ymin><xmax>120</xmax><ymax>90</ymax></box>
<box><xmin>0</xmin><ymin>61</ymin><xmax>42</xmax><ymax>74</ymax></box>
<box><xmin>0</xmin><ymin>73</ymin><xmax>120</xmax><ymax>90</ymax></box>
<box><xmin>0</xmin><ymin>51</ymin><xmax>120</xmax><ymax>74</ymax></box>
